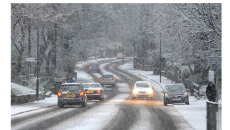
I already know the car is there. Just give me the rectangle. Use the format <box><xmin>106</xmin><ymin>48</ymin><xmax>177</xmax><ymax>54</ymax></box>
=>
<box><xmin>116</xmin><ymin>53</ymin><xmax>125</xmax><ymax>59</ymax></box>
<box><xmin>86</xmin><ymin>56</ymin><xmax>97</xmax><ymax>65</ymax></box>
<box><xmin>82</xmin><ymin>83</ymin><xmax>104</xmax><ymax>101</ymax></box>
<box><xmin>87</xmin><ymin>61</ymin><xmax>101</xmax><ymax>73</ymax></box>
<box><xmin>57</xmin><ymin>83</ymin><xmax>87</xmax><ymax>108</ymax></box>
<box><xmin>131</xmin><ymin>81</ymin><xmax>154</xmax><ymax>100</ymax></box>
<box><xmin>87</xmin><ymin>56</ymin><xmax>97</xmax><ymax>61</ymax></box>
<box><xmin>99</xmin><ymin>74</ymin><xmax>116</xmax><ymax>87</ymax></box>
<box><xmin>161</xmin><ymin>84</ymin><xmax>189</xmax><ymax>106</ymax></box>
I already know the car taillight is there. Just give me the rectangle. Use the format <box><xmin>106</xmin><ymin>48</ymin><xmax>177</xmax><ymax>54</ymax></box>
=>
<box><xmin>79</xmin><ymin>91</ymin><xmax>84</xmax><ymax>97</ymax></box>
<box><xmin>112</xmin><ymin>78</ymin><xmax>115</xmax><ymax>81</ymax></box>
<box><xmin>100</xmin><ymin>78</ymin><xmax>103</xmax><ymax>81</ymax></box>
<box><xmin>88</xmin><ymin>63</ymin><xmax>91</xmax><ymax>65</ymax></box>
<box><xmin>89</xmin><ymin>66</ymin><xmax>92</xmax><ymax>69</ymax></box>
<box><xmin>97</xmin><ymin>90</ymin><xmax>102</xmax><ymax>94</ymax></box>
<box><xmin>57</xmin><ymin>91</ymin><xmax>62</xmax><ymax>97</ymax></box>
<box><xmin>99</xmin><ymin>66</ymin><xmax>101</xmax><ymax>69</ymax></box>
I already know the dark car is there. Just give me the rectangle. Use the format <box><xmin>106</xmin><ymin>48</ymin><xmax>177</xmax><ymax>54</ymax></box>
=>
<box><xmin>161</xmin><ymin>84</ymin><xmax>189</xmax><ymax>106</ymax></box>
<box><xmin>82</xmin><ymin>83</ymin><xmax>104</xmax><ymax>101</ymax></box>
<box><xmin>99</xmin><ymin>74</ymin><xmax>116</xmax><ymax>87</ymax></box>
<box><xmin>57</xmin><ymin>83</ymin><xmax>87</xmax><ymax>108</ymax></box>
<box><xmin>87</xmin><ymin>61</ymin><xmax>101</xmax><ymax>73</ymax></box>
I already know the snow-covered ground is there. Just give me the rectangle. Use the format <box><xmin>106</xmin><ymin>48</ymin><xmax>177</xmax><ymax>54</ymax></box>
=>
<box><xmin>10</xmin><ymin>59</ymin><xmax>223</xmax><ymax>130</ymax></box>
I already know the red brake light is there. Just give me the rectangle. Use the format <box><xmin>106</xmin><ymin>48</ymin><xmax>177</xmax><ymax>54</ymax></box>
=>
<box><xmin>57</xmin><ymin>91</ymin><xmax>62</xmax><ymax>97</ymax></box>
<box><xmin>112</xmin><ymin>78</ymin><xmax>115</xmax><ymax>81</ymax></box>
<box><xmin>97</xmin><ymin>90</ymin><xmax>102</xmax><ymax>94</ymax></box>
<box><xmin>88</xmin><ymin>63</ymin><xmax>91</xmax><ymax>65</ymax></box>
<box><xmin>79</xmin><ymin>91</ymin><xmax>84</xmax><ymax>97</ymax></box>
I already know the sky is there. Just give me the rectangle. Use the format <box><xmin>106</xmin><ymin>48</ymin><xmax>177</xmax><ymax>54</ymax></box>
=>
<box><xmin>10</xmin><ymin>59</ymin><xmax>222</xmax><ymax>130</ymax></box>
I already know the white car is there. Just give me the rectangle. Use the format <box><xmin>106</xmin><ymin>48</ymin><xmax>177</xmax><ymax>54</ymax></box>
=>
<box><xmin>82</xmin><ymin>83</ymin><xmax>104</xmax><ymax>101</ymax></box>
<box><xmin>131</xmin><ymin>81</ymin><xmax>155</xmax><ymax>100</ymax></box>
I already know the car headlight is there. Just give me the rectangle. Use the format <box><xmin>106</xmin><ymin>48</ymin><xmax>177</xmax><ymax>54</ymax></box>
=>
<box><xmin>165</xmin><ymin>93</ymin><xmax>169</xmax><ymax>97</ymax></box>
<box><xmin>132</xmin><ymin>89</ymin><xmax>138</xmax><ymax>94</ymax></box>
<box><xmin>183</xmin><ymin>92</ymin><xmax>188</xmax><ymax>96</ymax></box>
<box><xmin>147</xmin><ymin>88</ymin><xmax>153</xmax><ymax>94</ymax></box>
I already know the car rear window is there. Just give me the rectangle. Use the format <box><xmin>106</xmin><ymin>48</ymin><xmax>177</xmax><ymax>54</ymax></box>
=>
<box><xmin>62</xmin><ymin>85</ymin><xmax>80</xmax><ymax>91</ymax></box>
<box><xmin>102</xmin><ymin>75</ymin><xmax>113</xmax><ymax>78</ymax></box>
<box><xmin>83</xmin><ymin>84</ymin><xmax>101</xmax><ymax>88</ymax></box>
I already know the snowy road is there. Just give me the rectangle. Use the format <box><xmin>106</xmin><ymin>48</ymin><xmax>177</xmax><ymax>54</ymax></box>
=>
<box><xmin>11</xmin><ymin>58</ymin><xmax>197</xmax><ymax>130</ymax></box>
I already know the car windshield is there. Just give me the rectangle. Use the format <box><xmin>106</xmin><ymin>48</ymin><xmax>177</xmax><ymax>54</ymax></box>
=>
<box><xmin>62</xmin><ymin>85</ymin><xmax>80</xmax><ymax>91</ymax></box>
<box><xmin>83</xmin><ymin>84</ymin><xmax>101</xmax><ymax>88</ymax></box>
<box><xmin>91</xmin><ymin>62</ymin><xmax>98</xmax><ymax>65</ymax></box>
<box><xmin>166</xmin><ymin>85</ymin><xmax>185</xmax><ymax>92</ymax></box>
<box><xmin>135</xmin><ymin>83</ymin><xmax>150</xmax><ymax>88</ymax></box>
<box><xmin>102</xmin><ymin>75</ymin><xmax>113</xmax><ymax>78</ymax></box>
<box><xmin>87</xmin><ymin>57</ymin><xmax>96</xmax><ymax>60</ymax></box>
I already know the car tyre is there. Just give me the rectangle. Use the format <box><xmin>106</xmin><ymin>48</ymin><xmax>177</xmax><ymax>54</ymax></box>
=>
<box><xmin>58</xmin><ymin>103</ymin><xmax>64</xmax><ymax>108</ymax></box>
<box><xmin>100</xmin><ymin>97</ymin><xmax>104</xmax><ymax>102</ymax></box>
<box><xmin>164</xmin><ymin>99</ymin><xmax>167</xmax><ymax>106</ymax></box>
<box><xmin>82</xmin><ymin>102</ymin><xmax>87</xmax><ymax>108</ymax></box>
<box><xmin>150</xmin><ymin>97</ymin><xmax>154</xmax><ymax>100</ymax></box>
<box><xmin>132</xmin><ymin>97</ymin><xmax>136</xmax><ymax>100</ymax></box>
<box><xmin>185</xmin><ymin>97</ymin><xmax>189</xmax><ymax>105</ymax></box>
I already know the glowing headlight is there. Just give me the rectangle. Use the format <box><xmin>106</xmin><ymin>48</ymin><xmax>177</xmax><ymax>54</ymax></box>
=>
<box><xmin>147</xmin><ymin>89</ymin><xmax>153</xmax><ymax>94</ymax></box>
<box><xmin>132</xmin><ymin>89</ymin><xmax>138</xmax><ymax>94</ymax></box>
<box><xmin>183</xmin><ymin>92</ymin><xmax>188</xmax><ymax>96</ymax></box>
<box><xmin>165</xmin><ymin>93</ymin><xmax>169</xmax><ymax>97</ymax></box>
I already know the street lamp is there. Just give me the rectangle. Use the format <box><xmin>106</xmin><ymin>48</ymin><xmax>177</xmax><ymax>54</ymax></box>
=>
<box><xmin>36</xmin><ymin>27</ymin><xmax>39</xmax><ymax>101</ymax></box>
<box><xmin>159</xmin><ymin>32</ymin><xmax>162</xmax><ymax>83</ymax></box>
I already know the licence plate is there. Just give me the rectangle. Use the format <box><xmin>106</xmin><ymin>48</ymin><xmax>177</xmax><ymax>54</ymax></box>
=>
<box><xmin>106</xmin><ymin>82</ymin><xmax>110</xmax><ymax>84</ymax></box>
<box><xmin>173</xmin><ymin>98</ymin><xmax>181</xmax><ymax>101</ymax></box>
<box><xmin>86</xmin><ymin>90</ymin><xmax>94</xmax><ymax>94</ymax></box>
<box><xmin>66</xmin><ymin>94</ymin><xmax>76</xmax><ymax>97</ymax></box>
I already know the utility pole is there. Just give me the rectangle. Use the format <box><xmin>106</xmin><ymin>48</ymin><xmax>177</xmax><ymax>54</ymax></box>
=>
<box><xmin>171</xmin><ymin>55</ymin><xmax>173</xmax><ymax>84</ymax></box>
<box><xmin>133</xmin><ymin>41</ymin><xmax>135</xmax><ymax>68</ymax></box>
<box><xmin>54</xmin><ymin>23</ymin><xmax>57</xmax><ymax>84</ymax></box>
<box><xmin>36</xmin><ymin>28</ymin><xmax>39</xmax><ymax>101</ymax></box>
<box><xmin>160</xmin><ymin>32</ymin><xmax>162</xmax><ymax>83</ymax></box>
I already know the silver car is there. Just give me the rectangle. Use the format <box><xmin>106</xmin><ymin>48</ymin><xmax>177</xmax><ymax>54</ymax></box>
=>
<box><xmin>131</xmin><ymin>81</ymin><xmax>155</xmax><ymax>100</ymax></box>
<box><xmin>57</xmin><ymin>83</ymin><xmax>87</xmax><ymax>108</ymax></box>
<box><xmin>82</xmin><ymin>83</ymin><xmax>104</xmax><ymax>101</ymax></box>
<box><xmin>99</xmin><ymin>74</ymin><xmax>116</xmax><ymax>87</ymax></box>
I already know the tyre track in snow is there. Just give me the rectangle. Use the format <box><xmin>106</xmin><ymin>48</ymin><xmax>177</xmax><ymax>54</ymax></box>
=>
<box><xmin>11</xmin><ymin>59</ymin><xmax>118</xmax><ymax>130</ymax></box>
<box><xmin>103</xmin><ymin>59</ymin><xmax>194</xmax><ymax>130</ymax></box>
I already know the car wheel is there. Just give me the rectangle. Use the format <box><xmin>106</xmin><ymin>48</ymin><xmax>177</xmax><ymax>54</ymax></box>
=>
<box><xmin>82</xmin><ymin>102</ymin><xmax>87</xmax><ymax>108</ymax></box>
<box><xmin>132</xmin><ymin>97</ymin><xmax>136</xmax><ymax>100</ymax></box>
<box><xmin>100</xmin><ymin>97</ymin><xmax>104</xmax><ymax>102</ymax></box>
<box><xmin>58</xmin><ymin>103</ymin><xmax>64</xmax><ymax>108</ymax></box>
<box><xmin>164</xmin><ymin>99</ymin><xmax>167</xmax><ymax>106</ymax></box>
<box><xmin>185</xmin><ymin>97</ymin><xmax>189</xmax><ymax>105</ymax></box>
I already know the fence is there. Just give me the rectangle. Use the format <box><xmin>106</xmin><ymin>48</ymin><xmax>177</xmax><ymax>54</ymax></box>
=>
<box><xmin>207</xmin><ymin>101</ymin><xmax>222</xmax><ymax>130</ymax></box>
